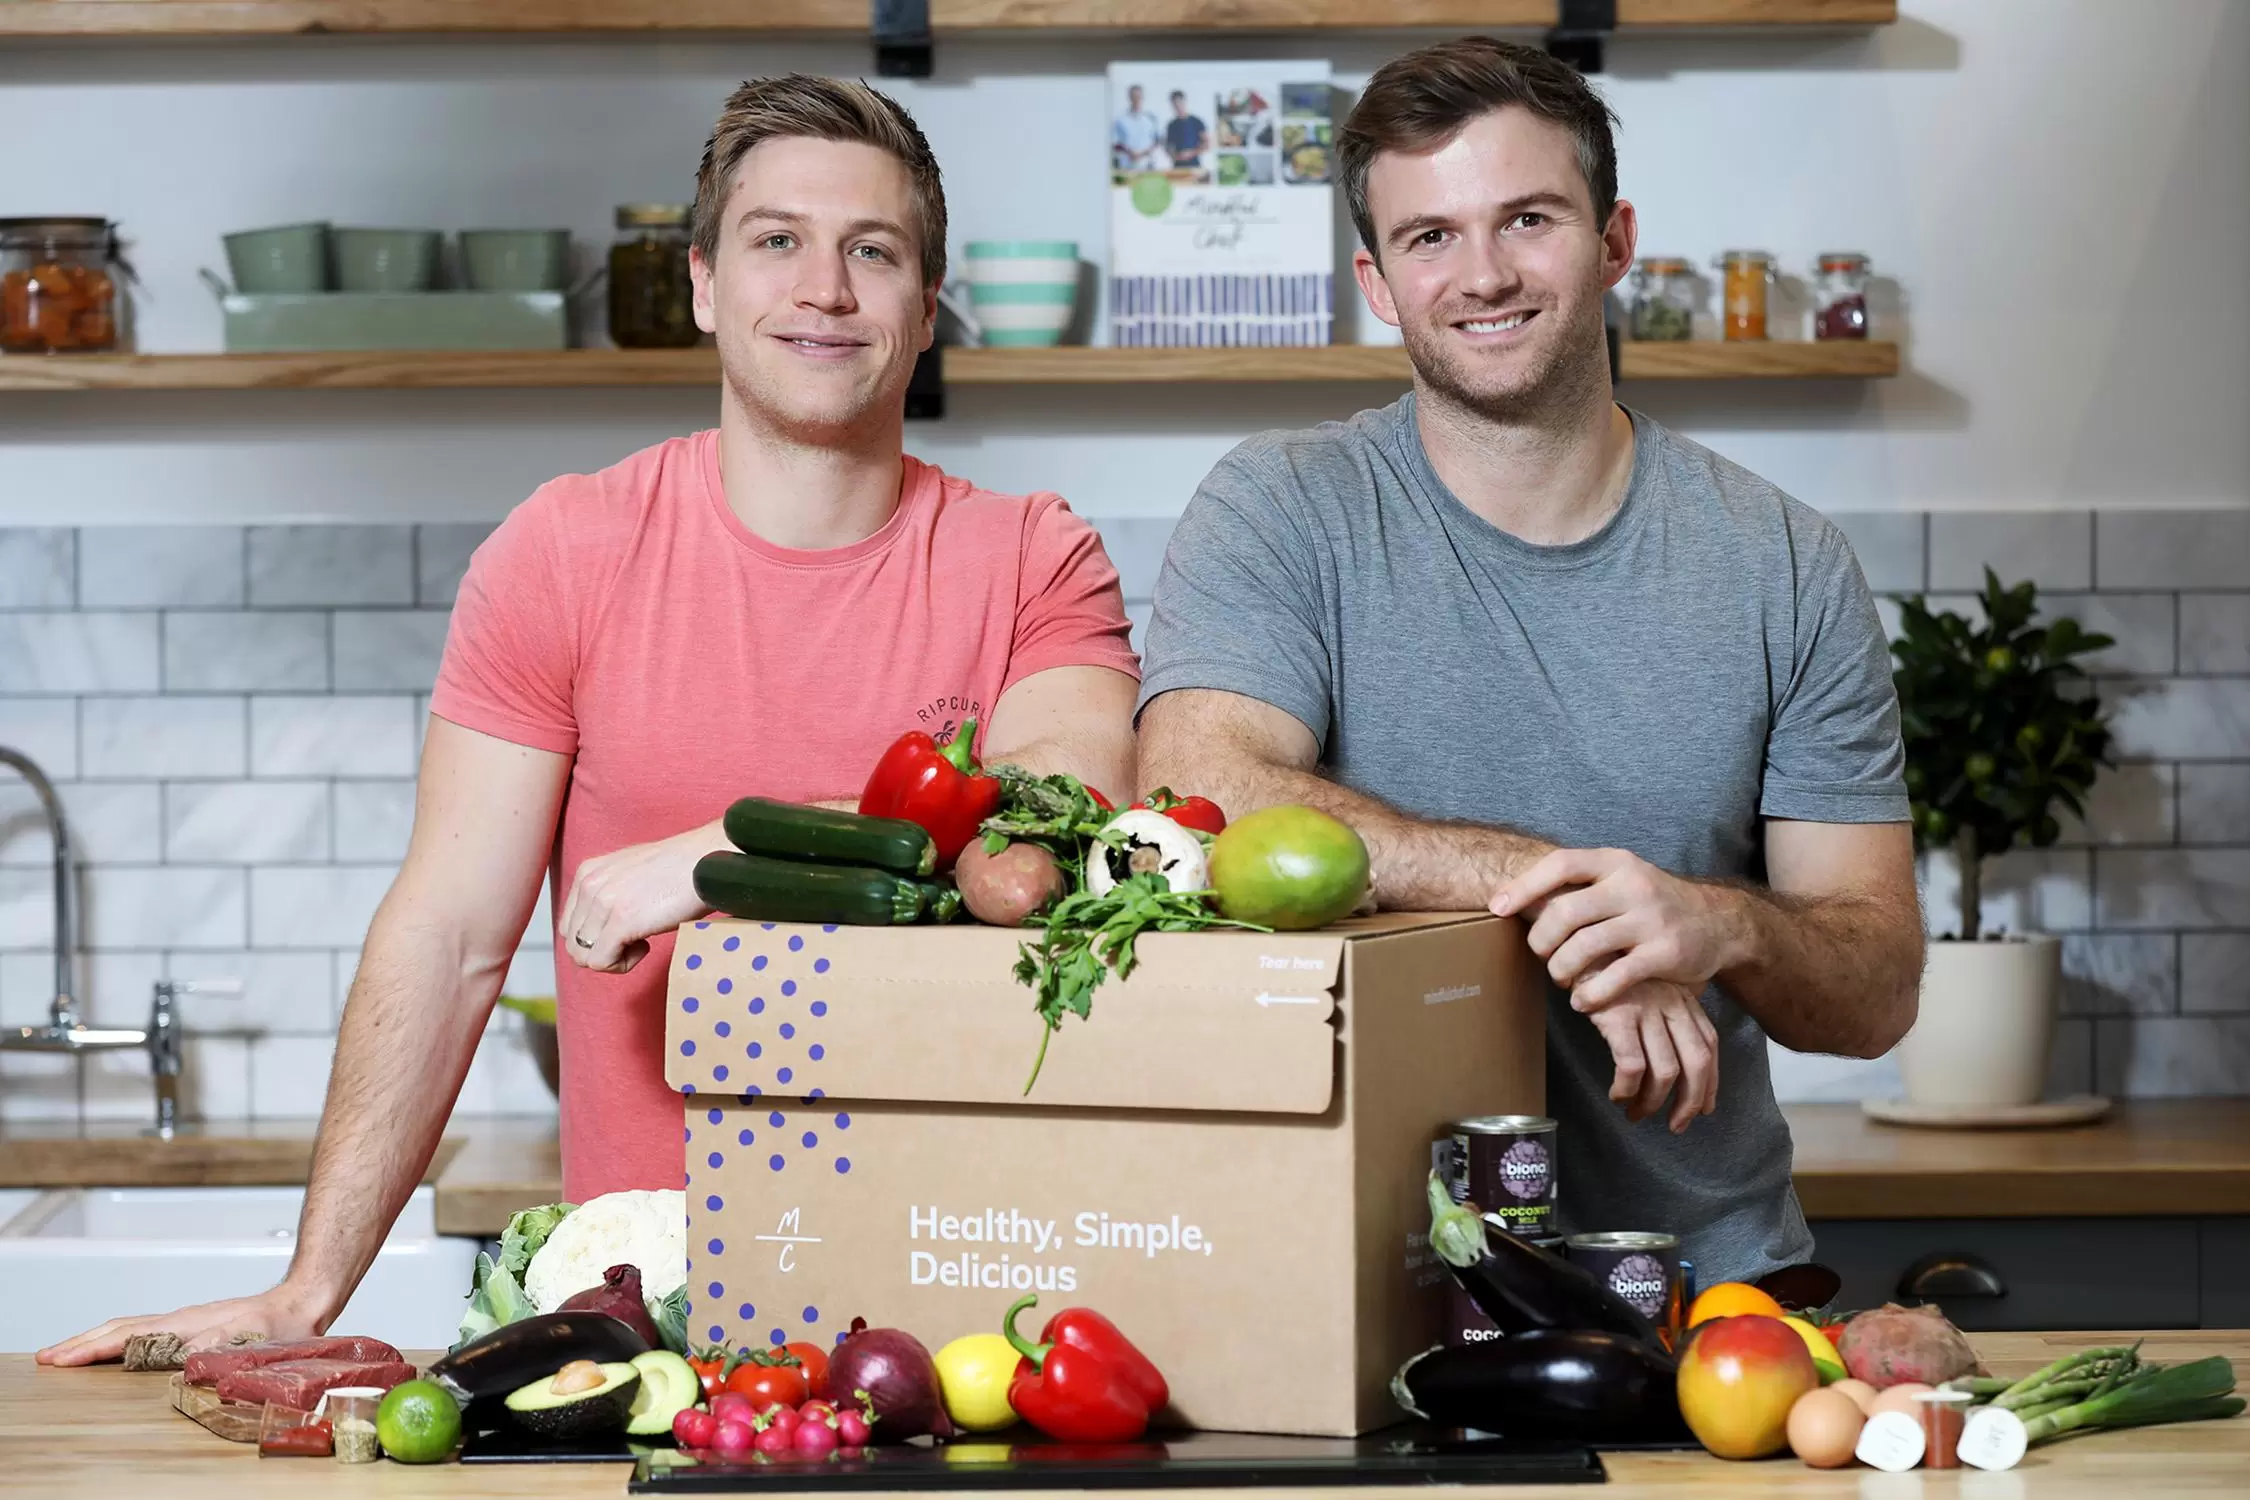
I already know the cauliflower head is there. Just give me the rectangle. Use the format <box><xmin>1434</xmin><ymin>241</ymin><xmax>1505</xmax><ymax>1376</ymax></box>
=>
<box><xmin>522</xmin><ymin>1187</ymin><xmax>687</xmax><ymax>1314</ymax></box>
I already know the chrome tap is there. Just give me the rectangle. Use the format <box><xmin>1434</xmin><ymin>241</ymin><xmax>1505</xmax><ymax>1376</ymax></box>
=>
<box><xmin>0</xmin><ymin>746</ymin><xmax>237</xmax><ymax>1135</ymax></box>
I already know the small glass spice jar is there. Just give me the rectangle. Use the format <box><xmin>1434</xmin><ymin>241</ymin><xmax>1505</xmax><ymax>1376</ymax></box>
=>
<box><xmin>607</xmin><ymin>204</ymin><xmax>700</xmax><ymax>349</ymax></box>
<box><xmin>1813</xmin><ymin>252</ymin><xmax>1871</xmax><ymax>340</ymax></box>
<box><xmin>0</xmin><ymin>217</ymin><xmax>127</xmax><ymax>353</ymax></box>
<box><xmin>1715</xmin><ymin>250</ymin><xmax>1777</xmax><ymax>341</ymax></box>
<box><xmin>1627</xmin><ymin>257</ymin><xmax>1695</xmax><ymax>341</ymax></box>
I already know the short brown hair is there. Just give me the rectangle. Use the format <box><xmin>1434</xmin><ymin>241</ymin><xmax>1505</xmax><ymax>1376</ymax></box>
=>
<box><xmin>1338</xmin><ymin>37</ymin><xmax>1618</xmax><ymax>262</ymax></box>
<box><xmin>692</xmin><ymin>74</ymin><xmax>948</xmax><ymax>289</ymax></box>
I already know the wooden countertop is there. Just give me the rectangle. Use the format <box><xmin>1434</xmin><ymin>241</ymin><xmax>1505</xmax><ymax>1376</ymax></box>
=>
<box><xmin>1787</xmin><ymin>1099</ymin><xmax>2250</xmax><ymax>1219</ymax></box>
<box><xmin>3</xmin><ymin>1331</ymin><xmax>2242</xmax><ymax>1497</ymax></box>
<box><xmin>9</xmin><ymin>1100</ymin><xmax>2249</xmax><ymax>1235</ymax></box>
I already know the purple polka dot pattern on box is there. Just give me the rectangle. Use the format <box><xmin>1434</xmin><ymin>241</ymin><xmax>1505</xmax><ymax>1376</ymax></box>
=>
<box><xmin>748</xmin><ymin>1041</ymin><xmax>762</xmax><ymax>1058</ymax></box>
<box><xmin>813</xmin><ymin>959</ymin><xmax>830</xmax><ymax>974</ymax></box>
<box><xmin>788</xmin><ymin>936</ymin><xmax>804</xmax><ymax>952</ymax></box>
<box><xmin>740</xmin><ymin>1303</ymin><xmax>755</xmax><ymax>1320</ymax></box>
<box><xmin>685</xmin><ymin>954</ymin><xmax>702</xmax><ymax>970</ymax></box>
<box><xmin>717</xmin><ymin>979</ymin><xmax>733</xmax><ymax>994</ymax></box>
<box><xmin>709</xmin><ymin>1282</ymin><xmax>724</xmax><ymax>1299</ymax></box>
<box><xmin>779</xmin><ymin>1023</ymin><xmax>795</xmax><ymax>1041</ymax></box>
<box><xmin>723</xmin><ymin>936</ymin><xmax>741</xmax><ymax>952</ymax></box>
<box><xmin>769</xmin><ymin>1154</ymin><xmax>785</xmax><ymax>1171</ymax></box>
<box><xmin>713</xmin><ymin>1065</ymin><xmax>729</xmax><ymax>1082</ymax></box>
<box><xmin>749</xmin><ymin>998</ymin><xmax>765</xmax><ymax>1015</ymax></box>
<box><xmin>801</xmin><ymin>1131</ymin><xmax>818</xmax><ymax>1148</ymax></box>
<box><xmin>739</xmin><ymin>1128</ymin><xmax>755</xmax><ymax>1145</ymax></box>
<box><xmin>781</xmin><ymin>980</ymin><xmax>797</xmax><ymax>997</ymax></box>
<box><xmin>680</xmin><ymin>1039</ymin><xmax>696</xmax><ymax>1056</ymax></box>
<box><xmin>709</xmin><ymin>1324</ymin><xmax>725</xmax><ymax>1342</ymax></box>
<box><xmin>708</xmin><ymin>1151</ymin><xmax>724</xmax><ymax>1169</ymax></box>
<box><xmin>776</xmin><ymin>1067</ymin><xmax>793</xmax><ymax>1084</ymax></box>
<box><xmin>706</xmin><ymin>1194</ymin><xmax>723</xmax><ymax>1212</ymax></box>
<box><xmin>802</xmin><ymin>1306</ymin><xmax>819</xmax><ymax>1324</ymax></box>
<box><xmin>708</xmin><ymin>1238</ymin><xmax>725</xmax><ymax>1255</ymax></box>
<box><xmin>682</xmin><ymin>997</ymin><xmax>699</xmax><ymax>1013</ymax></box>
<box><xmin>809</xmin><ymin>1045</ymin><xmax>824</xmax><ymax>1061</ymax></box>
<box><xmin>810</xmin><ymin>1001</ymin><xmax>827</xmax><ymax>1017</ymax></box>
<box><xmin>707</xmin><ymin>1108</ymin><xmax>723</xmax><ymax>1125</ymax></box>
<box><xmin>752</xmin><ymin>955</ymin><xmax>768</xmax><ymax>971</ymax></box>
<box><xmin>836</xmin><ymin>1113</ymin><xmax>851</xmax><ymax>1129</ymax></box>
<box><xmin>715</xmin><ymin>1021</ymin><xmax>731</xmax><ymax>1038</ymax></box>
<box><xmin>836</xmin><ymin>1157</ymin><xmax>851</xmax><ymax>1173</ymax></box>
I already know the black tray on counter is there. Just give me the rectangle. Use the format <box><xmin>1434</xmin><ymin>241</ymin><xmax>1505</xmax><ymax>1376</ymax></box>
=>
<box><xmin>622</xmin><ymin>1425</ymin><xmax>1607</xmax><ymax>1491</ymax></box>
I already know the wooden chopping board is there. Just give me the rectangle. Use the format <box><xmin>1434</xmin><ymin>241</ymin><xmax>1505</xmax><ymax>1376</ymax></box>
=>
<box><xmin>168</xmin><ymin>1373</ymin><xmax>266</xmax><ymax>1443</ymax></box>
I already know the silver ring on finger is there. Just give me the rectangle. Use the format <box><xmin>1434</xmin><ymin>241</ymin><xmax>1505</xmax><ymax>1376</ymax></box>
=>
<box><xmin>573</xmin><ymin>933</ymin><xmax>594</xmax><ymax>950</ymax></box>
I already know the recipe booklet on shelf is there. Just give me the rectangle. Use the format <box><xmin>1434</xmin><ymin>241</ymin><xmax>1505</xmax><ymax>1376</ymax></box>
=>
<box><xmin>1106</xmin><ymin>60</ymin><xmax>1336</xmax><ymax>348</ymax></box>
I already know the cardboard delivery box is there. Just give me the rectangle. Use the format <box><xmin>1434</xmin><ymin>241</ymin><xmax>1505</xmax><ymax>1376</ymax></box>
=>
<box><xmin>664</xmin><ymin>911</ymin><xmax>1544</xmax><ymax>1437</ymax></box>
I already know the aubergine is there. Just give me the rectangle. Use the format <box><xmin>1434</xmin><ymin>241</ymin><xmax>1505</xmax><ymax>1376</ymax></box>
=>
<box><xmin>1393</xmin><ymin>1330</ymin><xmax>1691</xmax><ymax>1444</ymax></box>
<box><xmin>424</xmin><ymin>1311</ymin><xmax>650</xmax><ymax>1408</ymax></box>
<box><xmin>1425</xmin><ymin>1172</ymin><xmax>1665</xmax><ymax>1351</ymax></box>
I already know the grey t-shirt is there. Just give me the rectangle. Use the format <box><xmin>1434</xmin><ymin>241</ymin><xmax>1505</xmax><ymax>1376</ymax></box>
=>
<box><xmin>1138</xmin><ymin>393</ymin><xmax>1908</xmax><ymax>1283</ymax></box>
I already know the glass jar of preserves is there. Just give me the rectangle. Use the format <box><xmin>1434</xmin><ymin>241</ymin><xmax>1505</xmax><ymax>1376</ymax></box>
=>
<box><xmin>1627</xmin><ymin>256</ymin><xmax>1695</xmax><ymax>341</ymax></box>
<box><xmin>0</xmin><ymin>217</ymin><xmax>126</xmax><ymax>354</ymax></box>
<box><xmin>1813</xmin><ymin>252</ymin><xmax>1871</xmax><ymax>340</ymax></box>
<box><xmin>1715</xmin><ymin>250</ymin><xmax>1776</xmax><ymax>342</ymax></box>
<box><xmin>607</xmin><ymin>204</ymin><xmax>699</xmax><ymax>349</ymax></box>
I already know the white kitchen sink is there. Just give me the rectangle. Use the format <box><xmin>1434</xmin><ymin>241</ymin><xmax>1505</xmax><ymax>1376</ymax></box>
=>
<box><xmin>0</xmin><ymin>1185</ymin><xmax>480</xmax><ymax>1355</ymax></box>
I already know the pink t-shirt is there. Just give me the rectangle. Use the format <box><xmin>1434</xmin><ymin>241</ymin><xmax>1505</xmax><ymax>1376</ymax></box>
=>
<box><xmin>430</xmin><ymin>430</ymin><xmax>1138</xmax><ymax>1201</ymax></box>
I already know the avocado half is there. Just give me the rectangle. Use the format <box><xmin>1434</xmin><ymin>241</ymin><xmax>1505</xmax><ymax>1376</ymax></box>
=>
<box><xmin>504</xmin><ymin>1361</ymin><xmax>642</xmax><ymax>1440</ymax></box>
<box><xmin>626</xmin><ymin>1350</ymin><xmax>701</xmax><ymax>1438</ymax></box>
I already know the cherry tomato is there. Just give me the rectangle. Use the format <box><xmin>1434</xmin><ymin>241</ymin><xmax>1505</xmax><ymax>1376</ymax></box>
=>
<box><xmin>1088</xmin><ymin>788</ymin><xmax>1115</xmax><ymax>811</ymax></box>
<box><xmin>688</xmin><ymin>1351</ymin><xmax>730</xmax><ymax>1400</ymax></box>
<box><xmin>780</xmin><ymin>1342</ymin><xmax>831</xmax><ymax>1399</ymax></box>
<box><xmin>727</xmin><ymin>1359</ymin><xmax>809</xmax><ymax>1411</ymax></box>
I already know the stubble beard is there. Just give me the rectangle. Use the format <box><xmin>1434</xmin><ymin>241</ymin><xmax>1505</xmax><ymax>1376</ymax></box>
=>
<box><xmin>1400</xmin><ymin>286</ymin><xmax>1611</xmax><ymax>428</ymax></box>
<box><xmin>720</xmin><ymin>327</ymin><xmax>890</xmax><ymax>445</ymax></box>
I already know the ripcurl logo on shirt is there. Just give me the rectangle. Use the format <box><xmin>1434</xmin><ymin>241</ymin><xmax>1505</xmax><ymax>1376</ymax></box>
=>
<box><xmin>915</xmin><ymin>693</ymin><xmax>986</xmax><ymax>740</ymax></box>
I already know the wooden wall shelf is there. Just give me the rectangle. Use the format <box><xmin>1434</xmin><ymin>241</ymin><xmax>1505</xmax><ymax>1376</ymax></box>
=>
<box><xmin>2</xmin><ymin>1</ymin><xmax>1897</xmax><ymax>38</ymax></box>
<box><xmin>0</xmin><ymin>341</ymin><xmax>1898</xmax><ymax>391</ymax></box>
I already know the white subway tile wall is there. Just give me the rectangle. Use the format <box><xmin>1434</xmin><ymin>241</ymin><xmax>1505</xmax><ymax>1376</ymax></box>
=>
<box><xmin>0</xmin><ymin>514</ymin><xmax>2240</xmax><ymax>1123</ymax></box>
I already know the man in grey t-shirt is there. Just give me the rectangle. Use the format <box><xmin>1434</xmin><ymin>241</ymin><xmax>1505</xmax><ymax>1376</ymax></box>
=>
<box><xmin>1137</xmin><ymin>39</ymin><xmax>1924</xmax><ymax>1283</ymax></box>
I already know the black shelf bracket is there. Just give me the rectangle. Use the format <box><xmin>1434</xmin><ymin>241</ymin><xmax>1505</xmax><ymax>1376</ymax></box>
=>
<box><xmin>1547</xmin><ymin>0</ymin><xmax>1615</xmax><ymax>75</ymax></box>
<box><xmin>872</xmin><ymin>0</ymin><xmax>933</xmax><ymax>79</ymax></box>
<box><xmin>905</xmin><ymin>343</ymin><xmax>944</xmax><ymax>421</ymax></box>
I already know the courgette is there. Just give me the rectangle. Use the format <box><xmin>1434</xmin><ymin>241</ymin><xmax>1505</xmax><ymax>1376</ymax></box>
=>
<box><xmin>722</xmin><ymin>797</ymin><xmax>936</xmax><ymax>877</ymax></box>
<box><xmin>694</xmin><ymin>851</ymin><xmax>928</xmax><ymax>926</ymax></box>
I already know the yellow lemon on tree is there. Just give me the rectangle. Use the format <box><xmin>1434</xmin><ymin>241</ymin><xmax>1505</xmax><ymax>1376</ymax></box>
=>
<box><xmin>1781</xmin><ymin>1315</ymin><xmax>1848</xmax><ymax>1384</ymax></box>
<box><xmin>935</xmin><ymin>1333</ymin><xmax>1020</xmax><ymax>1433</ymax></box>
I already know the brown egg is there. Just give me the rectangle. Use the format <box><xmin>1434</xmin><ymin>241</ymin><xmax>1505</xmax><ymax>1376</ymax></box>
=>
<box><xmin>1868</xmin><ymin>1381</ymin><xmax>1935</xmax><ymax>1418</ymax></box>
<box><xmin>1787</xmin><ymin>1388</ymin><xmax>1867</xmax><ymax>1469</ymax></box>
<box><xmin>1829</xmin><ymin>1378</ymin><xmax>1879</xmax><ymax>1414</ymax></box>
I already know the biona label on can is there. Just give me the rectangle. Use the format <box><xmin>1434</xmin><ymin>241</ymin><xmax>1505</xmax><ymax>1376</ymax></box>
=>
<box><xmin>1566</xmin><ymin>1231</ymin><xmax>1683</xmax><ymax>1343</ymax></box>
<box><xmin>1447</xmin><ymin>1229</ymin><xmax>1565</xmax><ymax>1345</ymax></box>
<box><xmin>1440</xmin><ymin>1115</ymin><xmax>1557</xmax><ymax>1235</ymax></box>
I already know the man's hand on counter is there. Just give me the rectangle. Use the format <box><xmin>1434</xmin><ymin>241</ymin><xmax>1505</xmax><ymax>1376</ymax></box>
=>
<box><xmin>35</xmin><ymin>1284</ymin><xmax>323</xmax><ymax>1368</ymax></box>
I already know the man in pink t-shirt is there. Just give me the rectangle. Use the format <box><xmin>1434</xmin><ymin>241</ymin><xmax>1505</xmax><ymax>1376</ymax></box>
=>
<box><xmin>44</xmin><ymin>77</ymin><xmax>1137</xmax><ymax>1366</ymax></box>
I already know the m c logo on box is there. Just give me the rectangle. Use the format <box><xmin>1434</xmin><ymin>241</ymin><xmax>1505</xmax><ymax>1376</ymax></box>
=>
<box><xmin>756</xmin><ymin>1206</ymin><xmax>821</xmax><ymax>1274</ymax></box>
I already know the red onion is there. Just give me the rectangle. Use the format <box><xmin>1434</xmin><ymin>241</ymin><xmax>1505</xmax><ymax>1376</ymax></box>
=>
<box><xmin>554</xmin><ymin>1264</ymin><xmax>662</xmax><ymax>1350</ymax></box>
<box><xmin>826</xmin><ymin>1319</ymin><xmax>954</xmax><ymax>1441</ymax></box>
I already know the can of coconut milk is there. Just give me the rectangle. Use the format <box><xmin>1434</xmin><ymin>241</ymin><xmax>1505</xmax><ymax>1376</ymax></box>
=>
<box><xmin>1439</xmin><ymin>1115</ymin><xmax>1558</xmax><ymax>1236</ymax></box>
<box><xmin>1566</xmin><ymin>1230</ymin><xmax>1683</xmax><ymax>1347</ymax></box>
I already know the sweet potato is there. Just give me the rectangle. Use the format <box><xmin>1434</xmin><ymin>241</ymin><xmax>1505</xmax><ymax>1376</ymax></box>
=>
<box><xmin>954</xmin><ymin>839</ymin><xmax>1067</xmax><ymax>926</ymax></box>
<box><xmin>1835</xmin><ymin>1303</ymin><xmax>1981</xmax><ymax>1389</ymax></box>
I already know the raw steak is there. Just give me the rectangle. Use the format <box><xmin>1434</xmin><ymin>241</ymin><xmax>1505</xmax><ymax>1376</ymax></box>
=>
<box><xmin>185</xmin><ymin>1334</ymin><xmax>401</xmax><ymax>1386</ymax></box>
<box><xmin>216</xmin><ymin>1358</ymin><xmax>416</xmax><ymax>1408</ymax></box>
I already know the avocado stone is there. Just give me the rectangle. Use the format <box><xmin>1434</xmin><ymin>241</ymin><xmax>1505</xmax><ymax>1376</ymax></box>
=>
<box><xmin>625</xmin><ymin>1350</ymin><xmax>700</xmax><ymax>1437</ymax></box>
<box><xmin>503</xmin><ymin>1361</ymin><xmax>642</xmax><ymax>1440</ymax></box>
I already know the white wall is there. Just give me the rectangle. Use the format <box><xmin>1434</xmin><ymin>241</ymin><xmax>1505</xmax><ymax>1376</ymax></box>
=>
<box><xmin>1</xmin><ymin>0</ymin><xmax>2244</xmax><ymax>525</ymax></box>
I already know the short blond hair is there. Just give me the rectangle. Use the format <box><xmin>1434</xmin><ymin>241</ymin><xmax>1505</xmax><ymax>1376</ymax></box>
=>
<box><xmin>692</xmin><ymin>74</ymin><xmax>948</xmax><ymax>289</ymax></box>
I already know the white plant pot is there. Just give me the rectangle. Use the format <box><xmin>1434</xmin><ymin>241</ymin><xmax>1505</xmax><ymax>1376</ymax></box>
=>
<box><xmin>1897</xmin><ymin>935</ymin><xmax>2062</xmax><ymax>1108</ymax></box>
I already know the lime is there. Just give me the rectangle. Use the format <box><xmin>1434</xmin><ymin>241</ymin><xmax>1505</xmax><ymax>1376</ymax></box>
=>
<box><xmin>498</xmin><ymin>993</ymin><xmax>556</xmax><ymax>1026</ymax></box>
<box><xmin>1208</xmin><ymin>806</ymin><xmax>1370</xmax><ymax>931</ymax></box>
<box><xmin>1129</xmin><ymin>173</ymin><xmax>1174</xmax><ymax>218</ymax></box>
<box><xmin>933</xmin><ymin>1333</ymin><xmax>1019</xmax><ymax>1433</ymax></box>
<box><xmin>377</xmin><ymin>1379</ymin><xmax>463</xmax><ymax>1464</ymax></box>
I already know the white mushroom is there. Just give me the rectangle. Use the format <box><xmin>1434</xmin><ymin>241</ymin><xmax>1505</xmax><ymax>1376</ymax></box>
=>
<box><xmin>1084</xmin><ymin>808</ymin><xmax>1210</xmax><ymax>896</ymax></box>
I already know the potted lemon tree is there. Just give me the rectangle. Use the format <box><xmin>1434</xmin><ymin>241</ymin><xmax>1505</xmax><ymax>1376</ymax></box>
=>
<box><xmin>1890</xmin><ymin>570</ymin><xmax>2113</xmax><ymax>1109</ymax></box>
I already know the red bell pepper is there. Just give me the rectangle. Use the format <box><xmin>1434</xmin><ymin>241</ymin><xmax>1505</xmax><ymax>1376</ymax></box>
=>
<box><xmin>859</xmin><ymin>717</ymin><xmax>1003</xmax><ymax>870</ymax></box>
<box><xmin>1002</xmin><ymin>1293</ymin><xmax>1166</xmax><ymax>1443</ymax></box>
<box><xmin>1136</xmin><ymin>787</ymin><xmax>1226</xmax><ymax>835</ymax></box>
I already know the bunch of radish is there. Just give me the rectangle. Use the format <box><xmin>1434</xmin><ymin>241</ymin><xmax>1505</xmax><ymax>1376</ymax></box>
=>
<box><xmin>671</xmin><ymin>1388</ymin><xmax>875</xmax><ymax>1460</ymax></box>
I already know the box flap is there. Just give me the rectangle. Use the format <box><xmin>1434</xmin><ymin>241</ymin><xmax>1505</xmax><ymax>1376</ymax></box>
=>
<box><xmin>664</xmin><ymin>920</ymin><xmax>1345</xmax><ymax>1115</ymax></box>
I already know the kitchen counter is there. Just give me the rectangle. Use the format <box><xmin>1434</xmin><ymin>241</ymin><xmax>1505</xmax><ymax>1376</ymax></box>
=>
<box><xmin>0</xmin><ymin>1117</ymin><xmax>468</xmax><ymax>1191</ymax></box>
<box><xmin>4</xmin><ymin>1331</ymin><xmax>2243</xmax><ymax>1497</ymax></box>
<box><xmin>1787</xmin><ymin>1099</ymin><xmax>2250</xmax><ymax>1219</ymax></box>
<box><xmin>10</xmin><ymin>1100</ymin><xmax>2248</xmax><ymax>1235</ymax></box>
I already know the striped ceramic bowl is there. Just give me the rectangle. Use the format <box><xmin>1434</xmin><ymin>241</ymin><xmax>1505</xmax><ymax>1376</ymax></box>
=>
<box><xmin>963</xmin><ymin>240</ymin><xmax>1080</xmax><ymax>347</ymax></box>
